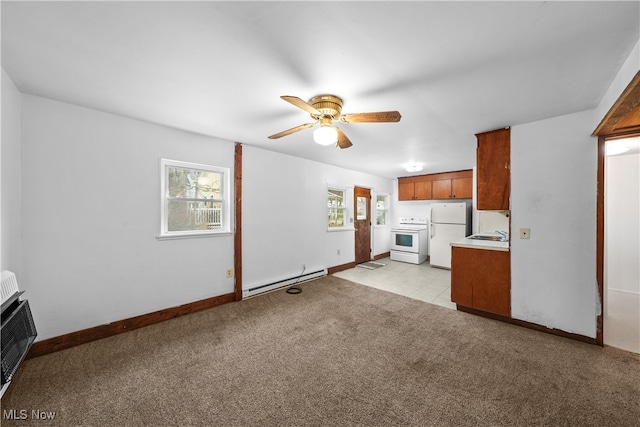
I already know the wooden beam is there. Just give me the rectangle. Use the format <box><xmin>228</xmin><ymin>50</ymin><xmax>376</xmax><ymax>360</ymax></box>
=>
<box><xmin>593</xmin><ymin>70</ymin><xmax>640</xmax><ymax>136</ymax></box>
<box><xmin>596</xmin><ymin>136</ymin><xmax>605</xmax><ymax>346</ymax></box>
<box><xmin>234</xmin><ymin>143</ymin><xmax>243</xmax><ymax>301</ymax></box>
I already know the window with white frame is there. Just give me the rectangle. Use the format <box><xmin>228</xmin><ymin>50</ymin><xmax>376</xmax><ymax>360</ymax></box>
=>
<box><xmin>327</xmin><ymin>186</ymin><xmax>347</xmax><ymax>229</ymax></box>
<box><xmin>376</xmin><ymin>194</ymin><xmax>389</xmax><ymax>226</ymax></box>
<box><xmin>159</xmin><ymin>159</ymin><xmax>230</xmax><ymax>238</ymax></box>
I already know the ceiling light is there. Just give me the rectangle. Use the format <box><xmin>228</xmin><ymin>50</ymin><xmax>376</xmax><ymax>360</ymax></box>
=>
<box><xmin>404</xmin><ymin>162</ymin><xmax>423</xmax><ymax>172</ymax></box>
<box><xmin>313</xmin><ymin>124</ymin><xmax>338</xmax><ymax>146</ymax></box>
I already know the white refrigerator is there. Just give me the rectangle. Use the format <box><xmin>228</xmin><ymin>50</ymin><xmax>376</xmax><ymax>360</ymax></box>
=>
<box><xmin>429</xmin><ymin>202</ymin><xmax>471</xmax><ymax>269</ymax></box>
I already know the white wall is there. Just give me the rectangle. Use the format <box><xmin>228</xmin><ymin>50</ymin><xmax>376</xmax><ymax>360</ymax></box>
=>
<box><xmin>595</xmin><ymin>40</ymin><xmax>639</xmax><ymax>128</ymax></box>
<box><xmin>606</xmin><ymin>152</ymin><xmax>640</xmax><ymax>295</ymax></box>
<box><xmin>20</xmin><ymin>95</ymin><xmax>235</xmax><ymax>340</ymax></box>
<box><xmin>242</xmin><ymin>145</ymin><xmax>393</xmax><ymax>291</ymax></box>
<box><xmin>508</xmin><ymin>36</ymin><xmax>640</xmax><ymax>340</ymax></box>
<box><xmin>511</xmin><ymin>110</ymin><xmax>598</xmax><ymax>338</ymax></box>
<box><xmin>1</xmin><ymin>69</ymin><xmax>23</xmax><ymax>274</ymax></box>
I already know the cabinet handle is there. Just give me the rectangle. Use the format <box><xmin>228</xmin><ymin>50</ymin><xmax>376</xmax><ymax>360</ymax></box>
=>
<box><xmin>505</xmin><ymin>162</ymin><xmax>509</xmax><ymax>169</ymax></box>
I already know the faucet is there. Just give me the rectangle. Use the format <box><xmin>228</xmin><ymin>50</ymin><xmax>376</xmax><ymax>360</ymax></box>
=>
<box><xmin>495</xmin><ymin>230</ymin><xmax>509</xmax><ymax>240</ymax></box>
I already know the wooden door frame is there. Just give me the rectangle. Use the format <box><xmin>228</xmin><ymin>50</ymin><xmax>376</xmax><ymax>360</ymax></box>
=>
<box><xmin>593</xmin><ymin>70</ymin><xmax>640</xmax><ymax>346</ymax></box>
<box><xmin>596</xmin><ymin>130</ymin><xmax>640</xmax><ymax>346</ymax></box>
<box><xmin>354</xmin><ymin>186</ymin><xmax>372</xmax><ymax>264</ymax></box>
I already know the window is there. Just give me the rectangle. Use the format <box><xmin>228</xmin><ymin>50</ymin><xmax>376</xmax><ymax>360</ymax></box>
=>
<box><xmin>376</xmin><ymin>194</ymin><xmax>389</xmax><ymax>226</ymax></box>
<box><xmin>327</xmin><ymin>187</ymin><xmax>347</xmax><ymax>229</ymax></box>
<box><xmin>159</xmin><ymin>159</ymin><xmax>230</xmax><ymax>239</ymax></box>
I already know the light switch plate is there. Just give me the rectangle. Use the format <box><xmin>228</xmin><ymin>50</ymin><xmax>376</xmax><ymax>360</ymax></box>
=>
<box><xmin>519</xmin><ymin>228</ymin><xmax>530</xmax><ymax>239</ymax></box>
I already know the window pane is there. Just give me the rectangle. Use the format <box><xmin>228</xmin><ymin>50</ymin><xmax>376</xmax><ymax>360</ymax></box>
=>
<box><xmin>328</xmin><ymin>208</ymin><xmax>345</xmax><ymax>228</ymax></box>
<box><xmin>168</xmin><ymin>200</ymin><xmax>223</xmax><ymax>232</ymax></box>
<box><xmin>328</xmin><ymin>189</ymin><xmax>345</xmax><ymax>208</ymax></box>
<box><xmin>376</xmin><ymin>195</ymin><xmax>387</xmax><ymax>225</ymax></box>
<box><xmin>356</xmin><ymin>196</ymin><xmax>367</xmax><ymax>220</ymax></box>
<box><xmin>168</xmin><ymin>166</ymin><xmax>222</xmax><ymax>199</ymax></box>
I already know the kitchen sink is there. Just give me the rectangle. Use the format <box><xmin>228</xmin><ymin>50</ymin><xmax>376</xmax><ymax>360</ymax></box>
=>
<box><xmin>468</xmin><ymin>234</ymin><xmax>508</xmax><ymax>242</ymax></box>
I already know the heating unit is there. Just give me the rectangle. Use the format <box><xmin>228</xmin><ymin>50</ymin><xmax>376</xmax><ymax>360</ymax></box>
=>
<box><xmin>1</xmin><ymin>271</ymin><xmax>38</xmax><ymax>398</ymax></box>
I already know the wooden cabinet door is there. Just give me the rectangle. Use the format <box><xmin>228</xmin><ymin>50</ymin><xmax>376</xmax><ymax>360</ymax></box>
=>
<box><xmin>414</xmin><ymin>180</ymin><xmax>432</xmax><ymax>199</ymax></box>
<box><xmin>472</xmin><ymin>250</ymin><xmax>510</xmax><ymax>316</ymax></box>
<box><xmin>451</xmin><ymin>247</ymin><xmax>473</xmax><ymax>307</ymax></box>
<box><xmin>432</xmin><ymin>179</ymin><xmax>451</xmax><ymax>199</ymax></box>
<box><xmin>452</xmin><ymin>177</ymin><xmax>473</xmax><ymax>199</ymax></box>
<box><xmin>399</xmin><ymin>170</ymin><xmax>471</xmax><ymax>201</ymax></box>
<box><xmin>398</xmin><ymin>181</ymin><xmax>415</xmax><ymax>200</ymax></box>
<box><xmin>451</xmin><ymin>246</ymin><xmax>510</xmax><ymax>317</ymax></box>
<box><xmin>476</xmin><ymin>128</ymin><xmax>510</xmax><ymax>210</ymax></box>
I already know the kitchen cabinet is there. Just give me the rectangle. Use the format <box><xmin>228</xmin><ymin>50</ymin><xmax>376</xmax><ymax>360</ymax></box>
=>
<box><xmin>451</xmin><ymin>246</ymin><xmax>510</xmax><ymax>317</ymax></box>
<box><xmin>433</xmin><ymin>175</ymin><xmax>473</xmax><ymax>199</ymax></box>
<box><xmin>476</xmin><ymin>128</ymin><xmax>510</xmax><ymax>210</ymax></box>
<box><xmin>398</xmin><ymin>179</ymin><xmax>432</xmax><ymax>200</ymax></box>
<box><xmin>398</xmin><ymin>170</ymin><xmax>472</xmax><ymax>201</ymax></box>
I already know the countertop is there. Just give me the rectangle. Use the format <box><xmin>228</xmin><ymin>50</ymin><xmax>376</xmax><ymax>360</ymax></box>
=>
<box><xmin>450</xmin><ymin>234</ymin><xmax>510</xmax><ymax>252</ymax></box>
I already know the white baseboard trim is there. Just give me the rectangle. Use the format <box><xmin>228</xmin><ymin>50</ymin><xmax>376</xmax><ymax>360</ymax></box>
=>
<box><xmin>608</xmin><ymin>288</ymin><xmax>640</xmax><ymax>296</ymax></box>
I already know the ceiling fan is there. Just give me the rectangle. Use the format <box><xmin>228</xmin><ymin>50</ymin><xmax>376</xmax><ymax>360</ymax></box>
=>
<box><xmin>268</xmin><ymin>95</ymin><xmax>401</xmax><ymax>149</ymax></box>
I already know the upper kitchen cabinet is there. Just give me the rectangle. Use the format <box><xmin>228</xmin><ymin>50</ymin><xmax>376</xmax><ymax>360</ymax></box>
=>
<box><xmin>398</xmin><ymin>178</ymin><xmax>432</xmax><ymax>200</ymax></box>
<box><xmin>398</xmin><ymin>170</ymin><xmax>472</xmax><ymax>201</ymax></box>
<box><xmin>431</xmin><ymin>170</ymin><xmax>473</xmax><ymax>199</ymax></box>
<box><xmin>476</xmin><ymin>128</ymin><xmax>510</xmax><ymax>210</ymax></box>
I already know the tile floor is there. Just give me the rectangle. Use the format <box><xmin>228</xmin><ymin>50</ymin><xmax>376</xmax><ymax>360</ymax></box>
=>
<box><xmin>333</xmin><ymin>256</ymin><xmax>456</xmax><ymax>310</ymax></box>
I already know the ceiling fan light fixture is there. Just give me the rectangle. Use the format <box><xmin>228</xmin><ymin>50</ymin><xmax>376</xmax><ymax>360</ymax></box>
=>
<box><xmin>404</xmin><ymin>162</ymin><xmax>423</xmax><ymax>172</ymax></box>
<box><xmin>314</xmin><ymin>124</ymin><xmax>338</xmax><ymax>146</ymax></box>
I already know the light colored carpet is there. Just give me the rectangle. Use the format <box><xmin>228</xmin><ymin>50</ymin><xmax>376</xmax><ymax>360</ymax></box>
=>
<box><xmin>2</xmin><ymin>275</ymin><xmax>639</xmax><ymax>426</ymax></box>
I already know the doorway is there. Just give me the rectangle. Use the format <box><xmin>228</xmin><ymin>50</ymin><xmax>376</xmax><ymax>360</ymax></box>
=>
<box><xmin>594</xmin><ymin>70</ymin><xmax>640</xmax><ymax>349</ymax></box>
<box><xmin>603</xmin><ymin>136</ymin><xmax>640</xmax><ymax>353</ymax></box>
<box><xmin>354</xmin><ymin>187</ymin><xmax>372</xmax><ymax>264</ymax></box>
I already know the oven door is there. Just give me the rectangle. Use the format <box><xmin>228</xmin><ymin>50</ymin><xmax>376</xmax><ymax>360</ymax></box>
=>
<box><xmin>390</xmin><ymin>229</ymin><xmax>420</xmax><ymax>253</ymax></box>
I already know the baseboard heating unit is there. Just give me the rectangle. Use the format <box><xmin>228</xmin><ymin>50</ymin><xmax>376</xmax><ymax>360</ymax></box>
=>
<box><xmin>243</xmin><ymin>268</ymin><xmax>327</xmax><ymax>298</ymax></box>
<box><xmin>1</xmin><ymin>271</ymin><xmax>38</xmax><ymax>398</ymax></box>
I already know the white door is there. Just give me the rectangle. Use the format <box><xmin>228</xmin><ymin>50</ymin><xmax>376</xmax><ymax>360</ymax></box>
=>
<box><xmin>430</xmin><ymin>223</ymin><xmax>467</xmax><ymax>268</ymax></box>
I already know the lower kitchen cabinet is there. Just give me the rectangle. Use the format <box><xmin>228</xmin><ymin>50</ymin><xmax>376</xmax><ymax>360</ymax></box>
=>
<box><xmin>451</xmin><ymin>246</ymin><xmax>510</xmax><ymax>317</ymax></box>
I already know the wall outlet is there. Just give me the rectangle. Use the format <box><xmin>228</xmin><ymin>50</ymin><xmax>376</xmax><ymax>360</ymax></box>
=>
<box><xmin>226</xmin><ymin>268</ymin><xmax>234</xmax><ymax>278</ymax></box>
<box><xmin>519</xmin><ymin>228</ymin><xmax>530</xmax><ymax>239</ymax></box>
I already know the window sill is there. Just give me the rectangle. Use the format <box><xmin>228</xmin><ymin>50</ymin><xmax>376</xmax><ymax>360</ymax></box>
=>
<box><xmin>157</xmin><ymin>231</ymin><xmax>233</xmax><ymax>240</ymax></box>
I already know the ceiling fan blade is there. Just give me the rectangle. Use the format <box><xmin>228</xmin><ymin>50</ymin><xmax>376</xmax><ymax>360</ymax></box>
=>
<box><xmin>281</xmin><ymin>96</ymin><xmax>321</xmax><ymax>115</ymax></box>
<box><xmin>268</xmin><ymin>122</ymin><xmax>316</xmax><ymax>139</ymax></box>
<box><xmin>336</xmin><ymin>127</ymin><xmax>353</xmax><ymax>149</ymax></box>
<box><xmin>339</xmin><ymin>111</ymin><xmax>402</xmax><ymax>123</ymax></box>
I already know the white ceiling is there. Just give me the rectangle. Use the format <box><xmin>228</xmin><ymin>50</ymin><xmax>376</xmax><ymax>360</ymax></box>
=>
<box><xmin>2</xmin><ymin>1</ymin><xmax>638</xmax><ymax>179</ymax></box>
